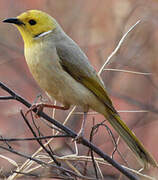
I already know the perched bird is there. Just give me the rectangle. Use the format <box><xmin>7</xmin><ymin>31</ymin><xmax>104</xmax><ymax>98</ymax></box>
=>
<box><xmin>3</xmin><ymin>10</ymin><xmax>157</xmax><ymax>168</ymax></box>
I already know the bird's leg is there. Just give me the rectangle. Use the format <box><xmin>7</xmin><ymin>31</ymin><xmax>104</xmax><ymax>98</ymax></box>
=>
<box><xmin>25</xmin><ymin>103</ymin><xmax>70</xmax><ymax>118</ymax></box>
<box><xmin>75</xmin><ymin>112</ymin><xmax>87</xmax><ymax>142</ymax></box>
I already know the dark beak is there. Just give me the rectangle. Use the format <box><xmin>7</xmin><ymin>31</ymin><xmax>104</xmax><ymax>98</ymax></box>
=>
<box><xmin>3</xmin><ymin>18</ymin><xmax>25</xmax><ymax>25</ymax></box>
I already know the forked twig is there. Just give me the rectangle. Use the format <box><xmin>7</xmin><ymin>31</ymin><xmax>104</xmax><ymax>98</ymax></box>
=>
<box><xmin>98</xmin><ymin>19</ymin><xmax>141</xmax><ymax>75</ymax></box>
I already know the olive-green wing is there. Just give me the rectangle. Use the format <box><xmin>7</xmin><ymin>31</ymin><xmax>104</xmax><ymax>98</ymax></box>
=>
<box><xmin>56</xmin><ymin>41</ymin><xmax>117</xmax><ymax>113</ymax></box>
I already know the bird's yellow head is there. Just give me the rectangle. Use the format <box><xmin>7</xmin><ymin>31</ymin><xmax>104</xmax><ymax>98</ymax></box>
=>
<box><xmin>3</xmin><ymin>10</ymin><xmax>56</xmax><ymax>46</ymax></box>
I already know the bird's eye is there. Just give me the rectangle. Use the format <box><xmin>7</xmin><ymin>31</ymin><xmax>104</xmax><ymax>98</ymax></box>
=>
<box><xmin>28</xmin><ymin>19</ymin><xmax>36</xmax><ymax>25</ymax></box>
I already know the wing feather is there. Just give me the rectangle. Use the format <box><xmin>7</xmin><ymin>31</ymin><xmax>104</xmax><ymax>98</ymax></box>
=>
<box><xmin>56</xmin><ymin>40</ymin><xmax>117</xmax><ymax>113</ymax></box>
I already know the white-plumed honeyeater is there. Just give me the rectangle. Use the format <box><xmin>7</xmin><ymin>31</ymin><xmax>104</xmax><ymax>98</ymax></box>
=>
<box><xmin>3</xmin><ymin>10</ymin><xmax>158</xmax><ymax>168</ymax></box>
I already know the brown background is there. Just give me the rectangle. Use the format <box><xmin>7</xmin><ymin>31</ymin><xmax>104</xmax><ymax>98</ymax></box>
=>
<box><xmin>0</xmin><ymin>0</ymin><xmax>158</xmax><ymax>179</ymax></box>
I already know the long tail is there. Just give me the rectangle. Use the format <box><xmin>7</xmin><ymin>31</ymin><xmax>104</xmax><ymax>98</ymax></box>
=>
<box><xmin>103</xmin><ymin>109</ymin><xmax>157</xmax><ymax>168</ymax></box>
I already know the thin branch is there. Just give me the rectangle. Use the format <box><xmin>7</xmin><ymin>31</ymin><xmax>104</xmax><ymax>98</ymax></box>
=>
<box><xmin>111</xmin><ymin>91</ymin><xmax>158</xmax><ymax>114</ymax></box>
<box><xmin>0</xmin><ymin>145</ymin><xmax>51</xmax><ymax>167</ymax></box>
<box><xmin>26</xmin><ymin>154</ymin><xmax>154</xmax><ymax>180</ymax></box>
<box><xmin>89</xmin><ymin>121</ymin><xmax>128</xmax><ymax>166</ymax></box>
<box><xmin>0</xmin><ymin>96</ymin><xmax>14</xmax><ymax>100</ymax></box>
<box><xmin>12</xmin><ymin>171</ymin><xmax>39</xmax><ymax>178</ymax></box>
<box><xmin>118</xmin><ymin>110</ymin><xmax>149</xmax><ymax>113</ymax></box>
<box><xmin>0</xmin><ymin>155</ymin><xmax>19</xmax><ymax>168</ymax></box>
<box><xmin>98</xmin><ymin>19</ymin><xmax>141</xmax><ymax>75</ymax></box>
<box><xmin>89</xmin><ymin>123</ymin><xmax>99</xmax><ymax>179</ymax></box>
<box><xmin>0</xmin><ymin>81</ymin><xmax>138</xmax><ymax>180</ymax></box>
<box><xmin>104</xmin><ymin>68</ymin><xmax>151</xmax><ymax>75</ymax></box>
<box><xmin>74</xmin><ymin>110</ymin><xmax>149</xmax><ymax>114</ymax></box>
<box><xmin>20</xmin><ymin>110</ymin><xmax>61</xmax><ymax>167</ymax></box>
<box><xmin>0</xmin><ymin>145</ymin><xmax>94</xmax><ymax>179</ymax></box>
<box><xmin>12</xmin><ymin>104</ymin><xmax>76</xmax><ymax>179</ymax></box>
<box><xmin>0</xmin><ymin>135</ymin><xmax>70</xmax><ymax>142</ymax></box>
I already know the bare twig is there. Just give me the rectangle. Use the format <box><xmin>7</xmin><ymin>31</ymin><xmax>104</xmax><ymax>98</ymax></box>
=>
<box><xmin>0</xmin><ymin>134</ymin><xmax>70</xmax><ymax>142</ymax></box>
<box><xmin>20</xmin><ymin>110</ymin><xmax>61</xmax><ymax>167</ymax></box>
<box><xmin>98</xmin><ymin>20</ymin><xmax>141</xmax><ymax>75</ymax></box>
<box><xmin>104</xmin><ymin>68</ymin><xmax>151</xmax><ymax>75</ymax></box>
<box><xmin>89</xmin><ymin>123</ymin><xmax>99</xmax><ymax>179</ymax></box>
<box><xmin>0</xmin><ymin>81</ymin><xmax>138</xmax><ymax>180</ymax></box>
<box><xmin>0</xmin><ymin>96</ymin><xmax>14</xmax><ymax>100</ymax></box>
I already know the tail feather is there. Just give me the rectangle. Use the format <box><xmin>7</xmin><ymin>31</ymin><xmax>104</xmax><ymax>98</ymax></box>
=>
<box><xmin>104</xmin><ymin>109</ymin><xmax>158</xmax><ymax>168</ymax></box>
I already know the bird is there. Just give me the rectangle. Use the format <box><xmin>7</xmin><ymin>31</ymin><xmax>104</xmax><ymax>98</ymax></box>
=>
<box><xmin>3</xmin><ymin>10</ymin><xmax>157</xmax><ymax>168</ymax></box>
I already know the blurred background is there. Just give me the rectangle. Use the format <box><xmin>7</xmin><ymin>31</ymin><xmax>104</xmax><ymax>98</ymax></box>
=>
<box><xmin>0</xmin><ymin>0</ymin><xmax>158</xmax><ymax>179</ymax></box>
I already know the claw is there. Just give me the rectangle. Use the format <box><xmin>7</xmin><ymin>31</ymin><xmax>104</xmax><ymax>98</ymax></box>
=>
<box><xmin>25</xmin><ymin>103</ymin><xmax>44</xmax><ymax>118</ymax></box>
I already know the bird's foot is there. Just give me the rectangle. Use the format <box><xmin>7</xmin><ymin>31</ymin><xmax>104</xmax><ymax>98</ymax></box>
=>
<box><xmin>25</xmin><ymin>103</ymin><xmax>70</xmax><ymax>118</ymax></box>
<box><xmin>25</xmin><ymin>103</ymin><xmax>45</xmax><ymax>118</ymax></box>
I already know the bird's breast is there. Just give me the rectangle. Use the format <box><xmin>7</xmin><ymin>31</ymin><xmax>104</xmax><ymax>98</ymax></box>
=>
<box><xmin>24</xmin><ymin>42</ymin><xmax>63</xmax><ymax>96</ymax></box>
<box><xmin>24</xmin><ymin>42</ymin><xmax>105</xmax><ymax>112</ymax></box>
